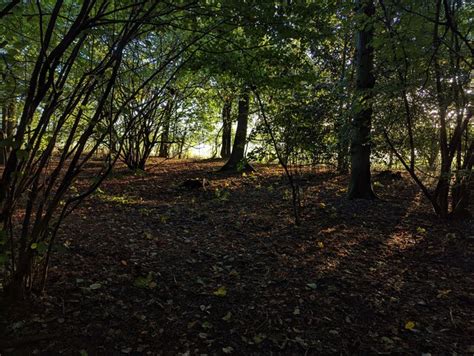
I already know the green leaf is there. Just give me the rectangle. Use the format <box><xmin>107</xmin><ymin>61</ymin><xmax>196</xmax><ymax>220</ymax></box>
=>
<box><xmin>36</xmin><ymin>241</ymin><xmax>48</xmax><ymax>255</ymax></box>
<box><xmin>404</xmin><ymin>321</ymin><xmax>415</xmax><ymax>330</ymax></box>
<box><xmin>222</xmin><ymin>346</ymin><xmax>234</xmax><ymax>354</ymax></box>
<box><xmin>213</xmin><ymin>286</ymin><xmax>227</xmax><ymax>297</ymax></box>
<box><xmin>134</xmin><ymin>276</ymin><xmax>150</xmax><ymax>288</ymax></box>
<box><xmin>201</xmin><ymin>321</ymin><xmax>212</xmax><ymax>329</ymax></box>
<box><xmin>253</xmin><ymin>333</ymin><xmax>266</xmax><ymax>344</ymax></box>
<box><xmin>416</xmin><ymin>227</ymin><xmax>426</xmax><ymax>234</ymax></box>
<box><xmin>133</xmin><ymin>272</ymin><xmax>156</xmax><ymax>289</ymax></box>
<box><xmin>16</xmin><ymin>149</ymin><xmax>29</xmax><ymax>161</ymax></box>
<box><xmin>222</xmin><ymin>312</ymin><xmax>232</xmax><ymax>321</ymax></box>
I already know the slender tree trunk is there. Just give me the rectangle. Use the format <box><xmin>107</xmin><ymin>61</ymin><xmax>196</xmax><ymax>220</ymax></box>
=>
<box><xmin>220</xmin><ymin>88</ymin><xmax>253</xmax><ymax>172</ymax></box>
<box><xmin>0</xmin><ymin>105</ymin><xmax>7</xmax><ymax>165</ymax></box>
<box><xmin>158</xmin><ymin>100</ymin><xmax>172</xmax><ymax>158</ymax></box>
<box><xmin>348</xmin><ymin>0</ymin><xmax>376</xmax><ymax>199</ymax></box>
<box><xmin>0</xmin><ymin>102</ymin><xmax>15</xmax><ymax>165</ymax></box>
<box><xmin>220</xmin><ymin>97</ymin><xmax>232</xmax><ymax>159</ymax></box>
<box><xmin>158</xmin><ymin>125</ymin><xmax>170</xmax><ymax>158</ymax></box>
<box><xmin>451</xmin><ymin>111</ymin><xmax>473</xmax><ymax>218</ymax></box>
<box><xmin>432</xmin><ymin>0</ymin><xmax>451</xmax><ymax>218</ymax></box>
<box><xmin>6</xmin><ymin>101</ymin><xmax>15</xmax><ymax>139</ymax></box>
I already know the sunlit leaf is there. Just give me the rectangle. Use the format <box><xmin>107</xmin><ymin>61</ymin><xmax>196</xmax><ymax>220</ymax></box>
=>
<box><xmin>213</xmin><ymin>286</ymin><xmax>227</xmax><ymax>297</ymax></box>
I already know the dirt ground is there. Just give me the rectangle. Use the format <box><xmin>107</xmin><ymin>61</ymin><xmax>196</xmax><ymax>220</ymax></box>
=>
<box><xmin>1</xmin><ymin>159</ymin><xmax>473</xmax><ymax>355</ymax></box>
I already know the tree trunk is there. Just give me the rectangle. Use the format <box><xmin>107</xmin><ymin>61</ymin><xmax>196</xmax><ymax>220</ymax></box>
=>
<box><xmin>348</xmin><ymin>0</ymin><xmax>376</xmax><ymax>199</ymax></box>
<box><xmin>0</xmin><ymin>102</ymin><xmax>15</xmax><ymax>165</ymax></box>
<box><xmin>6</xmin><ymin>101</ymin><xmax>15</xmax><ymax>139</ymax></box>
<box><xmin>220</xmin><ymin>88</ymin><xmax>254</xmax><ymax>172</ymax></box>
<box><xmin>158</xmin><ymin>100</ymin><xmax>172</xmax><ymax>158</ymax></box>
<box><xmin>220</xmin><ymin>97</ymin><xmax>232</xmax><ymax>159</ymax></box>
<box><xmin>451</xmin><ymin>118</ymin><xmax>473</xmax><ymax>218</ymax></box>
<box><xmin>0</xmin><ymin>105</ymin><xmax>7</xmax><ymax>165</ymax></box>
<box><xmin>432</xmin><ymin>0</ymin><xmax>451</xmax><ymax>218</ymax></box>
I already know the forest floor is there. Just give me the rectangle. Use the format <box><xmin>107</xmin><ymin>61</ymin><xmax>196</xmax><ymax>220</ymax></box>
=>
<box><xmin>1</xmin><ymin>159</ymin><xmax>473</xmax><ymax>355</ymax></box>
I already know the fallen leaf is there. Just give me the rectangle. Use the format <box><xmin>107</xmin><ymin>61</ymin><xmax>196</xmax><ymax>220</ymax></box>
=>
<box><xmin>201</xmin><ymin>321</ymin><xmax>212</xmax><ymax>329</ymax></box>
<box><xmin>253</xmin><ymin>333</ymin><xmax>266</xmax><ymax>344</ymax></box>
<box><xmin>89</xmin><ymin>283</ymin><xmax>102</xmax><ymax>290</ymax></box>
<box><xmin>198</xmin><ymin>332</ymin><xmax>208</xmax><ymax>339</ymax></box>
<box><xmin>222</xmin><ymin>346</ymin><xmax>234</xmax><ymax>354</ymax></box>
<box><xmin>229</xmin><ymin>270</ymin><xmax>239</xmax><ymax>277</ymax></box>
<box><xmin>213</xmin><ymin>286</ymin><xmax>227</xmax><ymax>297</ymax></box>
<box><xmin>148</xmin><ymin>281</ymin><xmax>157</xmax><ymax>289</ymax></box>
<box><xmin>222</xmin><ymin>312</ymin><xmax>232</xmax><ymax>321</ymax></box>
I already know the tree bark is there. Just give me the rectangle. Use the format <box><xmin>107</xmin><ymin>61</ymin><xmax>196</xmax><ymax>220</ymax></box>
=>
<box><xmin>220</xmin><ymin>97</ymin><xmax>232</xmax><ymax>159</ymax></box>
<box><xmin>348</xmin><ymin>0</ymin><xmax>376</xmax><ymax>199</ymax></box>
<box><xmin>158</xmin><ymin>99</ymin><xmax>173</xmax><ymax>158</ymax></box>
<box><xmin>0</xmin><ymin>102</ymin><xmax>15</xmax><ymax>165</ymax></box>
<box><xmin>0</xmin><ymin>105</ymin><xmax>7</xmax><ymax>165</ymax></box>
<box><xmin>220</xmin><ymin>88</ymin><xmax>254</xmax><ymax>172</ymax></box>
<box><xmin>432</xmin><ymin>0</ymin><xmax>451</xmax><ymax>218</ymax></box>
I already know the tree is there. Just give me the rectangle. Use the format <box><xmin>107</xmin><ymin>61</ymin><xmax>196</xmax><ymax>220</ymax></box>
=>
<box><xmin>220</xmin><ymin>96</ymin><xmax>233</xmax><ymax>159</ymax></box>
<box><xmin>0</xmin><ymin>102</ymin><xmax>15</xmax><ymax>164</ymax></box>
<box><xmin>348</xmin><ymin>0</ymin><xmax>377</xmax><ymax>200</ymax></box>
<box><xmin>0</xmin><ymin>0</ymin><xmax>217</xmax><ymax>299</ymax></box>
<box><xmin>220</xmin><ymin>87</ymin><xmax>254</xmax><ymax>171</ymax></box>
<box><xmin>158</xmin><ymin>89</ymin><xmax>176</xmax><ymax>158</ymax></box>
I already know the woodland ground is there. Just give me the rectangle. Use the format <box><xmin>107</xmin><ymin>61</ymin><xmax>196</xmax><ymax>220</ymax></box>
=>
<box><xmin>1</xmin><ymin>159</ymin><xmax>473</xmax><ymax>355</ymax></box>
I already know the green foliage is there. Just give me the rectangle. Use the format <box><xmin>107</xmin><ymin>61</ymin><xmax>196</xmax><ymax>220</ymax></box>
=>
<box><xmin>134</xmin><ymin>272</ymin><xmax>157</xmax><ymax>289</ymax></box>
<box><xmin>214</xmin><ymin>188</ymin><xmax>230</xmax><ymax>201</ymax></box>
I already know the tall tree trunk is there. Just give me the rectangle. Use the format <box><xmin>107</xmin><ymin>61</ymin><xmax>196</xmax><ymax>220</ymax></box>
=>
<box><xmin>432</xmin><ymin>0</ymin><xmax>451</xmax><ymax>218</ymax></box>
<box><xmin>158</xmin><ymin>100</ymin><xmax>172</xmax><ymax>158</ymax></box>
<box><xmin>220</xmin><ymin>88</ymin><xmax>253</xmax><ymax>172</ymax></box>
<box><xmin>348</xmin><ymin>0</ymin><xmax>376</xmax><ymax>199</ymax></box>
<box><xmin>158</xmin><ymin>123</ymin><xmax>170</xmax><ymax>158</ymax></box>
<box><xmin>220</xmin><ymin>97</ymin><xmax>232</xmax><ymax>159</ymax></box>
